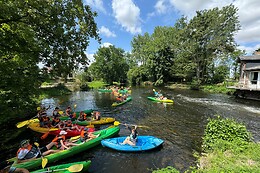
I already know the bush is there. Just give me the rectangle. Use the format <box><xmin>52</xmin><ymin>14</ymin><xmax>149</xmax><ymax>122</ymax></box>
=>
<box><xmin>202</xmin><ymin>116</ymin><xmax>252</xmax><ymax>152</ymax></box>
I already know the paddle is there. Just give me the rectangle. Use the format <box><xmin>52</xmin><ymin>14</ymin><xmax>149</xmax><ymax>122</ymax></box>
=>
<box><xmin>16</xmin><ymin>115</ymin><xmax>38</xmax><ymax>128</ymax></box>
<box><xmin>38</xmin><ymin>164</ymin><xmax>83</xmax><ymax>173</ymax></box>
<box><xmin>34</xmin><ymin>142</ymin><xmax>48</xmax><ymax>168</ymax></box>
<box><xmin>114</xmin><ymin>121</ymin><xmax>149</xmax><ymax>128</ymax></box>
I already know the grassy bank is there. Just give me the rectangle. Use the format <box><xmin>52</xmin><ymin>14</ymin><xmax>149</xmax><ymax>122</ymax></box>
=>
<box><xmin>166</xmin><ymin>83</ymin><xmax>235</xmax><ymax>95</ymax></box>
<box><xmin>152</xmin><ymin>116</ymin><xmax>260</xmax><ymax>173</ymax></box>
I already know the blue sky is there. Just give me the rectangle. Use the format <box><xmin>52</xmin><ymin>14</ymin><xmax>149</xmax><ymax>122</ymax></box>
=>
<box><xmin>85</xmin><ymin>0</ymin><xmax>260</xmax><ymax>63</ymax></box>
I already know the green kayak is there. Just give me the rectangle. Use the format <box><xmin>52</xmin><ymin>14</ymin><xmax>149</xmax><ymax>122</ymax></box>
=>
<box><xmin>31</xmin><ymin>161</ymin><xmax>91</xmax><ymax>173</ymax></box>
<box><xmin>112</xmin><ymin>96</ymin><xmax>132</xmax><ymax>107</ymax></box>
<box><xmin>75</xmin><ymin>117</ymin><xmax>115</xmax><ymax>126</ymax></box>
<box><xmin>11</xmin><ymin>126</ymin><xmax>120</xmax><ymax>170</ymax></box>
<box><xmin>147</xmin><ymin>96</ymin><xmax>174</xmax><ymax>103</ymax></box>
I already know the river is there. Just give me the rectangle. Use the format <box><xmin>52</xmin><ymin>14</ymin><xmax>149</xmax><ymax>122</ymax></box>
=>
<box><xmin>1</xmin><ymin>86</ymin><xmax>260</xmax><ymax>173</ymax></box>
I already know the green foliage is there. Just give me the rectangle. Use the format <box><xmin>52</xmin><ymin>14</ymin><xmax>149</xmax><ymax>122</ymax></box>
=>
<box><xmin>90</xmin><ymin>45</ymin><xmax>129</xmax><ymax>84</ymax></box>
<box><xmin>40</xmin><ymin>83</ymin><xmax>71</xmax><ymax>97</ymax></box>
<box><xmin>202</xmin><ymin>116</ymin><xmax>252</xmax><ymax>152</ymax></box>
<box><xmin>127</xmin><ymin>66</ymin><xmax>148</xmax><ymax>85</ymax></box>
<box><xmin>202</xmin><ymin>84</ymin><xmax>235</xmax><ymax>94</ymax></box>
<box><xmin>152</xmin><ymin>166</ymin><xmax>180</xmax><ymax>173</ymax></box>
<box><xmin>87</xmin><ymin>81</ymin><xmax>108</xmax><ymax>89</ymax></box>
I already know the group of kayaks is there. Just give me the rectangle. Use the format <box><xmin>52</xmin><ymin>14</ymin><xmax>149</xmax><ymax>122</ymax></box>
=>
<box><xmin>8</xmin><ymin>88</ymin><xmax>166</xmax><ymax>172</ymax></box>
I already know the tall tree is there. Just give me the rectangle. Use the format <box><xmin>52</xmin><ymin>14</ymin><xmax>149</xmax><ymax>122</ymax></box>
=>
<box><xmin>91</xmin><ymin>45</ymin><xmax>129</xmax><ymax>84</ymax></box>
<box><xmin>183</xmin><ymin>4</ymin><xmax>240</xmax><ymax>84</ymax></box>
<box><xmin>0</xmin><ymin>0</ymin><xmax>100</xmax><ymax>118</ymax></box>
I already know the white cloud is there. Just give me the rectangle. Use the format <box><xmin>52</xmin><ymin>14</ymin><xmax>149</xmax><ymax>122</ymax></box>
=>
<box><xmin>85</xmin><ymin>0</ymin><xmax>106</xmax><ymax>13</ymax></box>
<box><xmin>112</xmin><ymin>0</ymin><xmax>142</xmax><ymax>34</ymax></box>
<box><xmin>101</xmin><ymin>42</ymin><xmax>113</xmax><ymax>48</ymax></box>
<box><xmin>155</xmin><ymin>0</ymin><xmax>168</xmax><ymax>14</ymax></box>
<box><xmin>99</xmin><ymin>26</ymin><xmax>116</xmax><ymax>37</ymax></box>
<box><xmin>164</xmin><ymin>0</ymin><xmax>260</xmax><ymax>53</ymax></box>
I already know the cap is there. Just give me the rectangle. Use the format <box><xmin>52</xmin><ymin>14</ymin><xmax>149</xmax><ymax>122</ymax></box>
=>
<box><xmin>59</xmin><ymin>130</ymin><xmax>67</xmax><ymax>135</ymax></box>
<box><xmin>20</xmin><ymin>139</ymin><xmax>30</xmax><ymax>146</ymax></box>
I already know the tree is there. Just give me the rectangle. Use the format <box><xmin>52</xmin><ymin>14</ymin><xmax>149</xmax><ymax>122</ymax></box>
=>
<box><xmin>0</xmin><ymin>0</ymin><xmax>100</xmax><ymax>118</ymax></box>
<box><xmin>183</xmin><ymin>4</ymin><xmax>240</xmax><ymax>84</ymax></box>
<box><xmin>91</xmin><ymin>45</ymin><xmax>129</xmax><ymax>84</ymax></box>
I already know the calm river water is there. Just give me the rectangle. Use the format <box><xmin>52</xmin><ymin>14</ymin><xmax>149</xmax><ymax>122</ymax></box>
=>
<box><xmin>1</xmin><ymin>86</ymin><xmax>260</xmax><ymax>173</ymax></box>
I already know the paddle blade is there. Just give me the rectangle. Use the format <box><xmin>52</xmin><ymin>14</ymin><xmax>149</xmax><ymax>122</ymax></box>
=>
<box><xmin>114</xmin><ymin>121</ymin><xmax>120</xmax><ymax>126</ymax></box>
<box><xmin>58</xmin><ymin>111</ymin><xmax>64</xmax><ymax>115</ymax></box>
<box><xmin>16</xmin><ymin>121</ymin><xmax>29</xmax><ymax>128</ymax></box>
<box><xmin>70</xmin><ymin>135</ymin><xmax>80</xmax><ymax>141</ymax></box>
<box><xmin>42</xmin><ymin>157</ymin><xmax>48</xmax><ymax>168</ymax></box>
<box><xmin>67</xmin><ymin>164</ymin><xmax>83</xmax><ymax>172</ymax></box>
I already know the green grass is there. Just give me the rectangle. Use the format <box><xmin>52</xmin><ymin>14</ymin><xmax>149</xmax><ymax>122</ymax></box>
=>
<box><xmin>202</xmin><ymin>84</ymin><xmax>235</xmax><ymax>94</ymax></box>
<box><xmin>87</xmin><ymin>81</ymin><xmax>108</xmax><ymax>89</ymax></box>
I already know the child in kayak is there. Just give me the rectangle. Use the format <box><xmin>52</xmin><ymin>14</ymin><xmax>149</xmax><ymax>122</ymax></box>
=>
<box><xmin>121</xmin><ymin>124</ymin><xmax>138</xmax><ymax>146</ymax></box>
<box><xmin>52</xmin><ymin>130</ymin><xmax>79</xmax><ymax>150</ymax></box>
<box><xmin>79</xmin><ymin>127</ymin><xmax>99</xmax><ymax>143</ymax></box>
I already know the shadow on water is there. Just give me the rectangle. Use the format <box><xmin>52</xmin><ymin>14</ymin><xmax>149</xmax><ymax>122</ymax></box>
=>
<box><xmin>1</xmin><ymin>86</ymin><xmax>260</xmax><ymax>172</ymax></box>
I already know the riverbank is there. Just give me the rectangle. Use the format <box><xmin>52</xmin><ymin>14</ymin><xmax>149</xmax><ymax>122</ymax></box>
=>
<box><xmin>153</xmin><ymin>116</ymin><xmax>260</xmax><ymax>173</ymax></box>
<box><xmin>166</xmin><ymin>83</ymin><xmax>236</xmax><ymax>95</ymax></box>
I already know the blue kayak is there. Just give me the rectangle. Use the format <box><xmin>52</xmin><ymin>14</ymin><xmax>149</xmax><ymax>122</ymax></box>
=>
<box><xmin>101</xmin><ymin>136</ymin><xmax>164</xmax><ymax>152</ymax></box>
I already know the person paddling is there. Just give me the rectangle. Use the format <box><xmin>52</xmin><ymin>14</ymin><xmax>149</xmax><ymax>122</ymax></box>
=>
<box><xmin>121</xmin><ymin>124</ymin><xmax>138</xmax><ymax>146</ymax></box>
<box><xmin>17</xmin><ymin>139</ymin><xmax>58</xmax><ymax>163</ymax></box>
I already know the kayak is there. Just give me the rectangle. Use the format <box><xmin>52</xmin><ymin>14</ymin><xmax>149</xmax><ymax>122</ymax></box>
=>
<box><xmin>98</xmin><ymin>89</ymin><xmax>112</xmax><ymax>93</ymax></box>
<box><xmin>112</xmin><ymin>96</ymin><xmax>132</xmax><ymax>107</ymax></box>
<box><xmin>10</xmin><ymin>126</ymin><xmax>120</xmax><ymax>170</ymax></box>
<box><xmin>147</xmin><ymin>96</ymin><xmax>174</xmax><ymax>103</ymax></box>
<box><xmin>101</xmin><ymin>136</ymin><xmax>164</xmax><ymax>152</ymax></box>
<box><xmin>31</xmin><ymin>161</ymin><xmax>91</xmax><ymax>173</ymax></box>
<box><xmin>74</xmin><ymin>117</ymin><xmax>115</xmax><ymax>126</ymax></box>
<box><xmin>27</xmin><ymin>122</ymin><xmax>85</xmax><ymax>137</ymax></box>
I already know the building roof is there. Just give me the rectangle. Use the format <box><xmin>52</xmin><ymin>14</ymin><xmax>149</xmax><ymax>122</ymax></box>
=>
<box><xmin>245</xmin><ymin>65</ymin><xmax>260</xmax><ymax>70</ymax></box>
<box><xmin>240</xmin><ymin>55</ymin><xmax>260</xmax><ymax>61</ymax></box>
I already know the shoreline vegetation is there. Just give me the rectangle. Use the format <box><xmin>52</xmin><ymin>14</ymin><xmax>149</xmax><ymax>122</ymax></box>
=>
<box><xmin>152</xmin><ymin>116</ymin><xmax>260</xmax><ymax>173</ymax></box>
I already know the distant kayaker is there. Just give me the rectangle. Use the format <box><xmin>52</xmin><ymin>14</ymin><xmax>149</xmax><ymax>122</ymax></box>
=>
<box><xmin>121</xmin><ymin>124</ymin><xmax>138</xmax><ymax>146</ymax></box>
<box><xmin>16</xmin><ymin>139</ymin><xmax>59</xmax><ymax>163</ymax></box>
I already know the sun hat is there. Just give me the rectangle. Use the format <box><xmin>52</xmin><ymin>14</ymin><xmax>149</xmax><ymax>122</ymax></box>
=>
<box><xmin>20</xmin><ymin>139</ymin><xmax>30</xmax><ymax>146</ymax></box>
<box><xmin>59</xmin><ymin>130</ymin><xmax>67</xmax><ymax>135</ymax></box>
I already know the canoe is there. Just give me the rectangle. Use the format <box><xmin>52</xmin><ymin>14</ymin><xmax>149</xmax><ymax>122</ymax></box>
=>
<box><xmin>98</xmin><ymin>89</ymin><xmax>112</xmax><ymax>93</ymax></box>
<box><xmin>31</xmin><ymin>161</ymin><xmax>91</xmax><ymax>173</ymax></box>
<box><xmin>101</xmin><ymin>136</ymin><xmax>164</xmax><ymax>152</ymax></box>
<box><xmin>112</xmin><ymin>96</ymin><xmax>132</xmax><ymax>107</ymax></box>
<box><xmin>28</xmin><ymin>122</ymin><xmax>84</xmax><ymax>137</ymax></box>
<box><xmin>147</xmin><ymin>96</ymin><xmax>174</xmax><ymax>103</ymax></box>
<box><xmin>10</xmin><ymin>126</ymin><xmax>120</xmax><ymax>170</ymax></box>
<box><xmin>75</xmin><ymin>117</ymin><xmax>115</xmax><ymax>126</ymax></box>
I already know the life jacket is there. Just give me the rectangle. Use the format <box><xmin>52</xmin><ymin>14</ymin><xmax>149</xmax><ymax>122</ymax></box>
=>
<box><xmin>17</xmin><ymin>144</ymin><xmax>39</xmax><ymax>160</ymax></box>
<box><xmin>42</xmin><ymin>116</ymin><xmax>49</xmax><ymax>122</ymax></box>
<box><xmin>66</xmin><ymin>121</ymin><xmax>73</xmax><ymax>127</ymax></box>
<box><xmin>52</xmin><ymin>135</ymin><xmax>66</xmax><ymax>148</ymax></box>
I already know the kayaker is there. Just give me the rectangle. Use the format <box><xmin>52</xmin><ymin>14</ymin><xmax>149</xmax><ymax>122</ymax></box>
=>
<box><xmin>79</xmin><ymin>127</ymin><xmax>99</xmax><ymax>142</ymax></box>
<box><xmin>121</xmin><ymin>124</ymin><xmax>138</xmax><ymax>146</ymax></box>
<box><xmin>16</xmin><ymin>139</ymin><xmax>58</xmax><ymax>163</ymax></box>
<box><xmin>52</xmin><ymin>107</ymin><xmax>62</xmax><ymax>118</ymax></box>
<box><xmin>65</xmin><ymin>119</ymin><xmax>81</xmax><ymax>131</ymax></box>
<box><xmin>92</xmin><ymin>111</ymin><xmax>101</xmax><ymax>120</ymax></box>
<box><xmin>65</xmin><ymin>106</ymin><xmax>72</xmax><ymax>117</ymax></box>
<box><xmin>51</xmin><ymin>116</ymin><xmax>61</xmax><ymax>127</ymax></box>
<box><xmin>78</xmin><ymin>111</ymin><xmax>87</xmax><ymax>121</ymax></box>
<box><xmin>52</xmin><ymin>130</ymin><xmax>79</xmax><ymax>150</ymax></box>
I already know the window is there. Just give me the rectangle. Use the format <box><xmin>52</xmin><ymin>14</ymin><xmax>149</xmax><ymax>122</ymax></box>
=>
<box><xmin>251</xmin><ymin>72</ymin><xmax>258</xmax><ymax>84</ymax></box>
